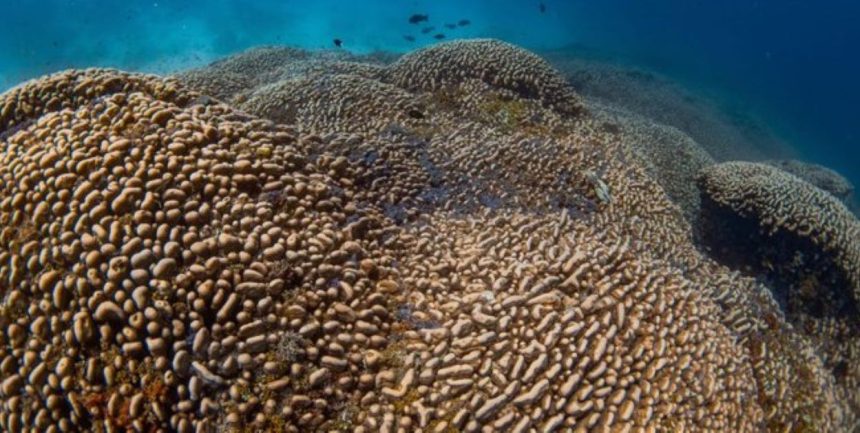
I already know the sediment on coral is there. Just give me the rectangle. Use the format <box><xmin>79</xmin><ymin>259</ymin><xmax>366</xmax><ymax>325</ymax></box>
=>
<box><xmin>0</xmin><ymin>39</ymin><xmax>857</xmax><ymax>433</ymax></box>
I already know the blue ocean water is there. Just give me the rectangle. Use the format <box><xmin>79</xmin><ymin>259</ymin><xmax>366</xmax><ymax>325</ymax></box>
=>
<box><xmin>1</xmin><ymin>0</ymin><xmax>858</xmax><ymax>184</ymax></box>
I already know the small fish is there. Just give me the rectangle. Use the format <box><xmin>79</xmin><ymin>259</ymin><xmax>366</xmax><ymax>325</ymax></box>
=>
<box><xmin>408</xmin><ymin>14</ymin><xmax>429</xmax><ymax>24</ymax></box>
<box><xmin>421</xmin><ymin>26</ymin><xmax>435</xmax><ymax>34</ymax></box>
<box><xmin>403</xmin><ymin>35</ymin><xmax>416</xmax><ymax>42</ymax></box>
<box><xmin>434</xmin><ymin>33</ymin><xmax>446</xmax><ymax>40</ymax></box>
<box><xmin>584</xmin><ymin>170</ymin><xmax>612</xmax><ymax>204</ymax></box>
<box><xmin>458</xmin><ymin>19</ymin><xmax>471</xmax><ymax>27</ymax></box>
<box><xmin>333</xmin><ymin>38</ymin><xmax>343</xmax><ymax>48</ymax></box>
<box><xmin>539</xmin><ymin>2</ymin><xmax>546</xmax><ymax>13</ymax></box>
<box><xmin>445</xmin><ymin>23</ymin><xmax>457</xmax><ymax>29</ymax></box>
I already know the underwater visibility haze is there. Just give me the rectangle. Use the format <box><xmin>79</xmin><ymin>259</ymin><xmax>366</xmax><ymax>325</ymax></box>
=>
<box><xmin>0</xmin><ymin>1</ymin><xmax>859</xmax><ymax>432</ymax></box>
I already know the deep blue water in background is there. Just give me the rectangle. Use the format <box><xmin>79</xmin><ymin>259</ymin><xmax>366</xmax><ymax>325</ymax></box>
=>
<box><xmin>1</xmin><ymin>0</ymin><xmax>858</xmax><ymax>184</ymax></box>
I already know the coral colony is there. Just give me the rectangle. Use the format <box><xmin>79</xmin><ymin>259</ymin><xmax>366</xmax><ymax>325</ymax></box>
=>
<box><xmin>0</xmin><ymin>39</ymin><xmax>857</xmax><ymax>432</ymax></box>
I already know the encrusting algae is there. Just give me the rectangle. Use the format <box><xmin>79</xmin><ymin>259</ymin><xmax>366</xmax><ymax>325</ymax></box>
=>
<box><xmin>0</xmin><ymin>39</ymin><xmax>856</xmax><ymax>432</ymax></box>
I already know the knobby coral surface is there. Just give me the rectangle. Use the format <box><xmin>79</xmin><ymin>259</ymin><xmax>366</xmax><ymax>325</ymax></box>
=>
<box><xmin>765</xmin><ymin>159</ymin><xmax>855</xmax><ymax>202</ymax></box>
<box><xmin>698</xmin><ymin>161</ymin><xmax>860</xmax><ymax>423</ymax></box>
<box><xmin>0</xmin><ymin>40</ymin><xmax>856</xmax><ymax>433</ymax></box>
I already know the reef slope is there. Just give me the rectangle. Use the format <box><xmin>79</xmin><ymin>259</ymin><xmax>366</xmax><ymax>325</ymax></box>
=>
<box><xmin>0</xmin><ymin>40</ymin><xmax>856</xmax><ymax>432</ymax></box>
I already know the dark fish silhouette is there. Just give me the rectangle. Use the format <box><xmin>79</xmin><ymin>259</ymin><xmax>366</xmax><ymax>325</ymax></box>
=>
<box><xmin>333</xmin><ymin>38</ymin><xmax>343</xmax><ymax>48</ymax></box>
<box><xmin>445</xmin><ymin>23</ymin><xmax>457</xmax><ymax>29</ymax></box>
<box><xmin>408</xmin><ymin>14</ymin><xmax>429</xmax><ymax>24</ymax></box>
<box><xmin>434</xmin><ymin>33</ymin><xmax>446</xmax><ymax>40</ymax></box>
<box><xmin>421</xmin><ymin>26</ymin><xmax>435</xmax><ymax>34</ymax></box>
<box><xmin>539</xmin><ymin>2</ymin><xmax>546</xmax><ymax>13</ymax></box>
<box><xmin>403</xmin><ymin>35</ymin><xmax>416</xmax><ymax>42</ymax></box>
<box><xmin>458</xmin><ymin>19</ymin><xmax>471</xmax><ymax>27</ymax></box>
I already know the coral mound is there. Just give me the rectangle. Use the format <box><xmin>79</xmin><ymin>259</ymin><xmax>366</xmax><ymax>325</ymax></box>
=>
<box><xmin>590</xmin><ymin>101</ymin><xmax>715</xmax><ymax>223</ymax></box>
<box><xmin>237</xmin><ymin>73</ymin><xmax>425</xmax><ymax>134</ymax></box>
<box><xmin>765</xmin><ymin>159</ymin><xmax>855</xmax><ymax>201</ymax></box>
<box><xmin>384</xmin><ymin>39</ymin><xmax>585</xmax><ymax>116</ymax></box>
<box><xmin>0</xmin><ymin>68</ymin><xmax>193</xmax><ymax>133</ymax></box>
<box><xmin>698</xmin><ymin>161</ymin><xmax>860</xmax><ymax>415</ymax></box>
<box><xmin>0</xmin><ymin>40</ymin><xmax>857</xmax><ymax>433</ymax></box>
<box><xmin>698</xmin><ymin>161</ymin><xmax>860</xmax><ymax>299</ymax></box>
<box><xmin>0</xmin><ymin>68</ymin><xmax>392</xmax><ymax>432</ymax></box>
<box><xmin>180</xmin><ymin>46</ymin><xmax>311</xmax><ymax>92</ymax></box>
<box><xmin>176</xmin><ymin>46</ymin><xmax>386</xmax><ymax>104</ymax></box>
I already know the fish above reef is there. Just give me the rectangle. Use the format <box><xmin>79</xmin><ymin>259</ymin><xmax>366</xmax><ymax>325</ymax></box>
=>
<box><xmin>403</xmin><ymin>35</ymin><xmax>416</xmax><ymax>42</ymax></box>
<box><xmin>445</xmin><ymin>23</ymin><xmax>457</xmax><ymax>29</ymax></box>
<box><xmin>434</xmin><ymin>33</ymin><xmax>446</xmax><ymax>40</ymax></box>
<box><xmin>458</xmin><ymin>19</ymin><xmax>471</xmax><ymax>26</ymax></box>
<box><xmin>408</xmin><ymin>14</ymin><xmax>429</xmax><ymax>24</ymax></box>
<box><xmin>332</xmin><ymin>38</ymin><xmax>343</xmax><ymax>48</ymax></box>
<box><xmin>421</xmin><ymin>26</ymin><xmax>435</xmax><ymax>34</ymax></box>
